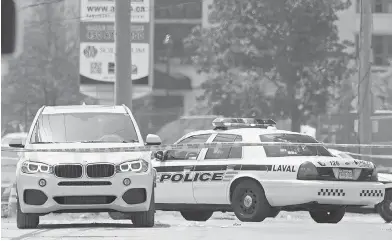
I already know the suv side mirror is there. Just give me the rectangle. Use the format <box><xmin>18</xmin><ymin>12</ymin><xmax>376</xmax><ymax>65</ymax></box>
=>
<box><xmin>154</xmin><ymin>151</ymin><xmax>165</xmax><ymax>161</ymax></box>
<box><xmin>9</xmin><ymin>139</ymin><xmax>24</xmax><ymax>148</ymax></box>
<box><xmin>146</xmin><ymin>134</ymin><xmax>162</xmax><ymax>146</ymax></box>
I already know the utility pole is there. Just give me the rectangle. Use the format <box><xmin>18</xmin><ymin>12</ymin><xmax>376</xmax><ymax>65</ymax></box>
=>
<box><xmin>358</xmin><ymin>0</ymin><xmax>373</xmax><ymax>161</ymax></box>
<box><xmin>115</xmin><ymin>0</ymin><xmax>132</xmax><ymax>108</ymax></box>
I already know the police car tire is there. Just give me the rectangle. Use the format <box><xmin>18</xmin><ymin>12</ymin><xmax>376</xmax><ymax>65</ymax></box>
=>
<box><xmin>376</xmin><ymin>189</ymin><xmax>392</xmax><ymax>223</ymax></box>
<box><xmin>309</xmin><ymin>207</ymin><xmax>346</xmax><ymax>224</ymax></box>
<box><xmin>16</xmin><ymin>199</ymin><xmax>39</xmax><ymax>229</ymax></box>
<box><xmin>131</xmin><ymin>190</ymin><xmax>155</xmax><ymax>227</ymax></box>
<box><xmin>231</xmin><ymin>179</ymin><xmax>272</xmax><ymax>222</ymax></box>
<box><xmin>180</xmin><ymin>211</ymin><xmax>213</xmax><ymax>221</ymax></box>
<box><xmin>268</xmin><ymin>209</ymin><xmax>280</xmax><ymax>218</ymax></box>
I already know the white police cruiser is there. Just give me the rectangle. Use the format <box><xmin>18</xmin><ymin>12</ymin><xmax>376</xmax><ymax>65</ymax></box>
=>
<box><xmin>152</xmin><ymin>118</ymin><xmax>385</xmax><ymax>223</ymax></box>
<box><xmin>12</xmin><ymin>105</ymin><xmax>162</xmax><ymax>229</ymax></box>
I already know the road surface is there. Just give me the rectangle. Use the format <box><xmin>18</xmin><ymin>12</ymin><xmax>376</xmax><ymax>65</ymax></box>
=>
<box><xmin>2</xmin><ymin>211</ymin><xmax>391</xmax><ymax>240</ymax></box>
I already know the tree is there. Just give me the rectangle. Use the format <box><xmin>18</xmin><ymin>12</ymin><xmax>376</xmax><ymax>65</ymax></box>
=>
<box><xmin>184</xmin><ymin>0</ymin><xmax>354</xmax><ymax>131</ymax></box>
<box><xmin>1</xmin><ymin>0</ymin><xmax>82</xmax><ymax>133</ymax></box>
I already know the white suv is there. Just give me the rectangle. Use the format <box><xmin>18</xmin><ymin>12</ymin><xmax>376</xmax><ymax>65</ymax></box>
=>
<box><xmin>11</xmin><ymin>105</ymin><xmax>161</xmax><ymax>229</ymax></box>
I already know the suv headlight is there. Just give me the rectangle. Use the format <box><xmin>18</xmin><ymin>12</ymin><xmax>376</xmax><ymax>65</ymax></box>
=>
<box><xmin>116</xmin><ymin>159</ymin><xmax>149</xmax><ymax>173</ymax></box>
<box><xmin>21</xmin><ymin>161</ymin><xmax>53</xmax><ymax>174</ymax></box>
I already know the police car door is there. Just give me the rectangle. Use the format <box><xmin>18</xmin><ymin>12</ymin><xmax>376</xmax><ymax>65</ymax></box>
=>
<box><xmin>154</xmin><ymin>134</ymin><xmax>212</xmax><ymax>204</ymax></box>
<box><xmin>193</xmin><ymin>134</ymin><xmax>243</xmax><ymax>204</ymax></box>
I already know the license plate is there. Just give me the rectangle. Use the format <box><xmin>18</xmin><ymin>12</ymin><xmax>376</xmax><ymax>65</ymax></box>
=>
<box><xmin>338</xmin><ymin>169</ymin><xmax>353</xmax><ymax>180</ymax></box>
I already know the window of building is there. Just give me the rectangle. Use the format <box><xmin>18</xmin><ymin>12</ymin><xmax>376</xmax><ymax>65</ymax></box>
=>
<box><xmin>155</xmin><ymin>0</ymin><xmax>202</xmax><ymax>19</ymax></box>
<box><xmin>356</xmin><ymin>34</ymin><xmax>392</xmax><ymax>66</ymax></box>
<box><xmin>372</xmin><ymin>35</ymin><xmax>392</xmax><ymax>66</ymax></box>
<box><xmin>154</xmin><ymin>23</ymin><xmax>198</xmax><ymax>59</ymax></box>
<box><xmin>357</xmin><ymin>0</ymin><xmax>392</xmax><ymax>13</ymax></box>
<box><xmin>204</xmin><ymin>134</ymin><xmax>243</xmax><ymax>160</ymax></box>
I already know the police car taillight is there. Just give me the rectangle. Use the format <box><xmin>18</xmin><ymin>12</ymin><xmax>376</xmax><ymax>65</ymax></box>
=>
<box><xmin>212</xmin><ymin>118</ymin><xmax>277</xmax><ymax>129</ymax></box>
<box><xmin>297</xmin><ymin>162</ymin><xmax>319</xmax><ymax>180</ymax></box>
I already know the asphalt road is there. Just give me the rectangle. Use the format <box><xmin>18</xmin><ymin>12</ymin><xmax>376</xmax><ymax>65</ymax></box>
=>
<box><xmin>2</xmin><ymin>211</ymin><xmax>392</xmax><ymax>240</ymax></box>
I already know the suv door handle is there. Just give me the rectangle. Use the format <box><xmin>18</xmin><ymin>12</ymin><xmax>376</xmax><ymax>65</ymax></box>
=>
<box><xmin>184</xmin><ymin>166</ymin><xmax>193</xmax><ymax>171</ymax></box>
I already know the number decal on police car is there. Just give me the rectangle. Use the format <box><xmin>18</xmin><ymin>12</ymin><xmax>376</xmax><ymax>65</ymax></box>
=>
<box><xmin>330</xmin><ymin>161</ymin><xmax>340</xmax><ymax>166</ymax></box>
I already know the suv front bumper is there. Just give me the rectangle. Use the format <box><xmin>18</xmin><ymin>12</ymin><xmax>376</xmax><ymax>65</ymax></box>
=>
<box><xmin>16</xmin><ymin>171</ymin><xmax>154</xmax><ymax>214</ymax></box>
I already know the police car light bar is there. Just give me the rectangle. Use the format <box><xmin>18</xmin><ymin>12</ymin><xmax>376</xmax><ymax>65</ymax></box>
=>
<box><xmin>212</xmin><ymin>118</ymin><xmax>277</xmax><ymax>129</ymax></box>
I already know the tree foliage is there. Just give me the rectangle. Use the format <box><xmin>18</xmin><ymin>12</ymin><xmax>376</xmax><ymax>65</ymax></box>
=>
<box><xmin>1</xmin><ymin>1</ymin><xmax>83</xmax><ymax>133</ymax></box>
<box><xmin>185</xmin><ymin>0</ymin><xmax>354</xmax><ymax>131</ymax></box>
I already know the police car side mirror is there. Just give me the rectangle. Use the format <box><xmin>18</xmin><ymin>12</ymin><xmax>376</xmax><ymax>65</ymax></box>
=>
<box><xmin>154</xmin><ymin>151</ymin><xmax>165</xmax><ymax>161</ymax></box>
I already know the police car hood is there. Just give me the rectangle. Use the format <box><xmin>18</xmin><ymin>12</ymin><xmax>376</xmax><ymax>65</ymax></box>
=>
<box><xmin>23</xmin><ymin>143</ymin><xmax>149</xmax><ymax>165</ymax></box>
<box><xmin>294</xmin><ymin>156</ymin><xmax>374</xmax><ymax>169</ymax></box>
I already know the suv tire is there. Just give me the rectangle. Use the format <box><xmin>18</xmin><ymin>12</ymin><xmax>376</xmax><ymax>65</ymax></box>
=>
<box><xmin>16</xmin><ymin>199</ymin><xmax>39</xmax><ymax>229</ymax></box>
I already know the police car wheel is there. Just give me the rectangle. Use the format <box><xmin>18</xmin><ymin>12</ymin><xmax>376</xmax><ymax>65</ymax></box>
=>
<box><xmin>131</xmin><ymin>190</ymin><xmax>155</xmax><ymax>227</ymax></box>
<box><xmin>232</xmin><ymin>180</ymin><xmax>272</xmax><ymax>222</ymax></box>
<box><xmin>16</xmin><ymin>198</ymin><xmax>39</xmax><ymax>229</ymax></box>
<box><xmin>180</xmin><ymin>211</ymin><xmax>213</xmax><ymax>221</ymax></box>
<box><xmin>309</xmin><ymin>207</ymin><xmax>346</xmax><ymax>224</ymax></box>
<box><xmin>376</xmin><ymin>189</ymin><xmax>392</xmax><ymax>223</ymax></box>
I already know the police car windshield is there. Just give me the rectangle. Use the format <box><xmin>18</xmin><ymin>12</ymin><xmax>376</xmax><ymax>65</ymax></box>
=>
<box><xmin>259</xmin><ymin>134</ymin><xmax>332</xmax><ymax>157</ymax></box>
<box><xmin>30</xmin><ymin>113</ymin><xmax>139</xmax><ymax>144</ymax></box>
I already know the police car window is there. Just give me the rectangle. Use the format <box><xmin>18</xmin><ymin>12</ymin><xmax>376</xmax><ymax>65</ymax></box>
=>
<box><xmin>229</xmin><ymin>135</ymin><xmax>243</xmax><ymax>158</ymax></box>
<box><xmin>166</xmin><ymin>134</ymin><xmax>211</xmax><ymax>160</ymax></box>
<box><xmin>205</xmin><ymin>134</ymin><xmax>242</xmax><ymax>160</ymax></box>
<box><xmin>259</xmin><ymin>134</ymin><xmax>332</xmax><ymax>157</ymax></box>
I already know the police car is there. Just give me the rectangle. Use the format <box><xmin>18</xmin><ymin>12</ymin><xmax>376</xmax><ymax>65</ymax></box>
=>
<box><xmin>329</xmin><ymin>148</ymin><xmax>392</xmax><ymax>223</ymax></box>
<box><xmin>152</xmin><ymin>118</ymin><xmax>385</xmax><ymax>223</ymax></box>
<box><xmin>11</xmin><ymin>105</ymin><xmax>162</xmax><ymax>229</ymax></box>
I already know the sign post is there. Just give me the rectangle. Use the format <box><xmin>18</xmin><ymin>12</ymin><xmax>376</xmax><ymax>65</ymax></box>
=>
<box><xmin>114</xmin><ymin>0</ymin><xmax>132</xmax><ymax>107</ymax></box>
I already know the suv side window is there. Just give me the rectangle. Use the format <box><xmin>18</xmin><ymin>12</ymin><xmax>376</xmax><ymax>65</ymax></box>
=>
<box><xmin>166</xmin><ymin>134</ymin><xmax>211</xmax><ymax>160</ymax></box>
<box><xmin>204</xmin><ymin>134</ymin><xmax>243</xmax><ymax>160</ymax></box>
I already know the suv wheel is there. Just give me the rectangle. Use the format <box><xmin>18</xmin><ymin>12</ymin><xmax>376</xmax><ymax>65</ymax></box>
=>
<box><xmin>309</xmin><ymin>207</ymin><xmax>346</xmax><ymax>223</ymax></box>
<box><xmin>16</xmin><ymin>199</ymin><xmax>39</xmax><ymax>229</ymax></box>
<box><xmin>131</xmin><ymin>190</ymin><xmax>155</xmax><ymax>227</ymax></box>
<box><xmin>231</xmin><ymin>179</ymin><xmax>272</xmax><ymax>222</ymax></box>
<box><xmin>376</xmin><ymin>189</ymin><xmax>392</xmax><ymax>223</ymax></box>
<box><xmin>180</xmin><ymin>211</ymin><xmax>213</xmax><ymax>221</ymax></box>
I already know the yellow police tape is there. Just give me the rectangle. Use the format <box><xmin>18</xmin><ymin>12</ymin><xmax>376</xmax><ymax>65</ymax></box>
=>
<box><xmin>1</xmin><ymin>142</ymin><xmax>392</xmax><ymax>153</ymax></box>
<box><xmin>343</xmin><ymin>151</ymin><xmax>392</xmax><ymax>159</ymax></box>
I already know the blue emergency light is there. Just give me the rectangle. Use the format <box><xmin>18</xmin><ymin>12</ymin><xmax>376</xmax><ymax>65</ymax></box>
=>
<box><xmin>212</xmin><ymin>118</ymin><xmax>277</xmax><ymax>130</ymax></box>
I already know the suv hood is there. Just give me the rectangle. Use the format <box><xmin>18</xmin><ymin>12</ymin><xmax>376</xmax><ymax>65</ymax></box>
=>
<box><xmin>22</xmin><ymin>142</ymin><xmax>150</xmax><ymax>165</ymax></box>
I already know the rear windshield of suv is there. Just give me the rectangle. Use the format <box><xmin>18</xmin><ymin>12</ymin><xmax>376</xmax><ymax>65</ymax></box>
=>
<box><xmin>259</xmin><ymin>133</ymin><xmax>332</xmax><ymax>157</ymax></box>
<box><xmin>30</xmin><ymin>112</ymin><xmax>139</xmax><ymax>144</ymax></box>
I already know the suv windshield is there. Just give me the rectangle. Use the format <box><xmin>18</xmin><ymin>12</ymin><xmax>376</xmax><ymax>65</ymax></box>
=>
<box><xmin>30</xmin><ymin>113</ymin><xmax>139</xmax><ymax>144</ymax></box>
<box><xmin>259</xmin><ymin>133</ymin><xmax>332</xmax><ymax>157</ymax></box>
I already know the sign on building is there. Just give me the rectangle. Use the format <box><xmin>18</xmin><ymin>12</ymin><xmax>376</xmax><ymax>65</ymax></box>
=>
<box><xmin>79</xmin><ymin>0</ymin><xmax>152</xmax><ymax>85</ymax></box>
